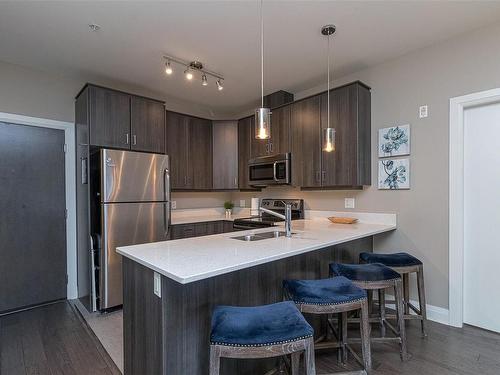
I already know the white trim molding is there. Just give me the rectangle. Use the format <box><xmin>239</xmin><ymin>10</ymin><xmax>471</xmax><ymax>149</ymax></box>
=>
<box><xmin>449</xmin><ymin>88</ymin><xmax>500</xmax><ymax>327</ymax></box>
<box><xmin>0</xmin><ymin>112</ymin><xmax>77</xmax><ymax>300</ymax></box>
<box><xmin>383</xmin><ymin>295</ymin><xmax>449</xmax><ymax>326</ymax></box>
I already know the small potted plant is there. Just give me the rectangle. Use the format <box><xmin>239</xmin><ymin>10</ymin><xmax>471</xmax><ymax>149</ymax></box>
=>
<box><xmin>224</xmin><ymin>201</ymin><xmax>234</xmax><ymax>218</ymax></box>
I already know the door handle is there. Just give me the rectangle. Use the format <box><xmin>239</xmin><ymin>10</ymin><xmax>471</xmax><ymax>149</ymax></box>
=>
<box><xmin>322</xmin><ymin>171</ymin><xmax>326</xmax><ymax>182</ymax></box>
<box><xmin>234</xmin><ymin>177</ymin><xmax>237</xmax><ymax>187</ymax></box>
<box><xmin>125</xmin><ymin>133</ymin><xmax>130</xmax><ymax>145</ymax></box>
<box><xmin>164</xmin><ymin>168</ymin><xmax>171</xmax><ymax>237</ymax></box>
<box><xmin>270</xmin><ymin>143</ymin><xmax>273</xmax><ymax>153</ymax></box>
<box><xmin>132</xmin><ymin>135</ymin><xmax>137</xmax><ymax>146</ymax></box>
<box><xmin>315</xmin><ymin>171</ymin><xmax>321</xmax><ymax>183</ymax></box>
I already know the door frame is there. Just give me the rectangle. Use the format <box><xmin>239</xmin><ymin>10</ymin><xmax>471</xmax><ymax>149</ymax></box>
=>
<box><xmin>0</xmin><ymin>112</ymin><xmax>77</xmax><ymax>300</ymax></box>
<box><xmin>449</xmin><ymin>88</ymin><xmax>500</xmax><ymax>327</ymax></box>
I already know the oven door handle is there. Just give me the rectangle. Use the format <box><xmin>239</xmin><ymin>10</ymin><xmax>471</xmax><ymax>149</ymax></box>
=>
<box><xmin>233</xmin><ymin>224</ymin><xmax>255</xmax><ymax>230</ymax></box>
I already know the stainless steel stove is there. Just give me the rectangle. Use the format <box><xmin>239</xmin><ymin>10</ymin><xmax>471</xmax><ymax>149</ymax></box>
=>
<box><xmin>233</xmin><ymin>199</ymin><xmax>304</xmax><ymax>230</ymax></box>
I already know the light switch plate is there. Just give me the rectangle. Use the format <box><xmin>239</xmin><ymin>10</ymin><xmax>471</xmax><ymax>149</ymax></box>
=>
<box><xmin>345</xmin><ymin>198</ymin><xmax>355</xmax><ymax>209</ymax></box>
<box><xmin>153</xmin><ymin>272</ymin><xmax>161</xmax><ymax>298</ymax></box>
<box><xmin>240</xmin><ymin>200</ymin><xmax>246</xmax><ymax>207</ymax></box>
<box><xmin>419</xmin><ymin>105</ymin><xmax>428</xmax><ymax>118</ymax></box>
<box><xmin>171</xmin><ymin>201</ymin><xmax>177</xmax><ymax>210</ymax></box>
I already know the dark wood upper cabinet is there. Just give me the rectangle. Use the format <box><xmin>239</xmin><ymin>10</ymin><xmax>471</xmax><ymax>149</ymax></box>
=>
<box><xmin>165</xmin><ymin>111</ymin><xmax>189</xmax><ymax>189</ymax></box>
<box><xmin>269</xmin><ymin>105</ymin><xmax>291</xmax><ymax>154</ymax></box>
<box><xmin>238</xmin><ymin>116</ymin><xmax>254</xmax><ymax>189</ymax></box>
<box><xmin>213</xmin><ymin>121</ymin><xmax>238</xmax><ymax>190</ymax></box>
<box><xmin>89</xmin><ymin>86</ymin><xmax>131</xmax><ymax>149</ymax></box>
<box><xmin>249</xmin><ymin>106</ymin><xmax>291</xmax><ymax>157</ymax></box>
<box><xmin>291</xmin><ymin>95</ymin><xmax>322</xmax><ymax>187</ymax></box>
<box><xmin>130</xmin><ymin>97</ymin><xmax>165</xmax><ymax>154</ymax></box>
<box><xmin>166</xmin><ymin>111</ymin><xmax>212</xmax><ymax>190</ymax></box>
<box><xmin>250</xmin><ymin>116</ymin><xmax>269</xmax><ymax>158</ymax></box>
<box><xmin>188</xmin><ymin>117</ymin><xmax>213</xmax><ymax>190</ymax></box>
<box><xmin>320</xmin><ymin>82</ymin><xmax>371</xmax><ymax>187</ymax></box>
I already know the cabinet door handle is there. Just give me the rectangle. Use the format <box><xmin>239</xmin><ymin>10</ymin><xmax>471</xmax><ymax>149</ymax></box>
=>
<box><xmin>234</xmin><ymin>177</ymin><xmax>237</xmax><ymax>187</ymax></box>
<box><xmin>322</xmin><ymin>171</ymin><xmax>326</xmax><ymax>182</ymax></box>
<box><xmin>269</xmin><ymin>143</ymin><xmax>273</xmax><ymax>153</ymax></box>
<box><xmin>125</xmin><ymin>133</ymin><xmax>130</xmax><ymax>145</ymax></box>
<box><xmin>315</xmin><ymin>171</ymin><xmax>321</xmax><ymax>182</ymax></box>
<box><xmin>184</xmin><ymin>176</ymin><xmax>187</xmax><ymax>186</ymax></box>
<box><xmin>132</xmin><ymin>135</ymin><xmax>137</xmax><ymax>146</ymax></box>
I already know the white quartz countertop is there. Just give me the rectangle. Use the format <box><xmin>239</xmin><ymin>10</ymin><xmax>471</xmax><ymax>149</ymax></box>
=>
<box><xmin>117</xmin><ymin>218</ymin><xmax>396</xmax><ymax>284</ymax></box>
<box><xmin>170</xmin><ymin>208</ymin><xmax>252</xmax><ymax>225</ymax></box>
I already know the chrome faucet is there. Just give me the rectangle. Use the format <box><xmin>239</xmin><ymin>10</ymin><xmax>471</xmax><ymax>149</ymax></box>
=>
<box><xmin>259</xmin><ymin>201</ymin><xmax>293</xmax><ymax>238</ymax></box>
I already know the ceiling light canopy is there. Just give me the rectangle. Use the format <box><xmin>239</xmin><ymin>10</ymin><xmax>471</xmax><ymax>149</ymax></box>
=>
<box><xmin>255</xmin><ymin>0</ymin><xmax>271</xmax><ymax>140</ymax></box>
<box><xmin>162</xmin><ymin>55</ymin><xmax>224</xmax><ymax>91</ymax></box>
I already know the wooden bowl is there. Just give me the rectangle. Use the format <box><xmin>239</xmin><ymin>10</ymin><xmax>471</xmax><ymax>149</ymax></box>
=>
<box><xmin>328</xmin><ymin>217</ymin><xmax>358</xmax><ymax>224</ymax></box>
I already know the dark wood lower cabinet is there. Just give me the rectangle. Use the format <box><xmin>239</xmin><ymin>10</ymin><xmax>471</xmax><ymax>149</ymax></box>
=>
<box><xmin>123</xmin><ymin>236</ymin><xmax>373</xmax><ymax>375</ymax></box>
<box><xmin>169</xmin><ymin>220</ymin><xmax>235</xmax><ymax>240</ymax></box>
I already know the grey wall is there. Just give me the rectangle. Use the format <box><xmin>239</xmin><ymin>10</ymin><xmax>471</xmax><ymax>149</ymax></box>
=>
<box><xmin>232</xmin><ymin>21</ymin><xmax>500</xmax><ymax>310</ymax></box>
<box><xmin>0</xmin><ymin>60</ymin><xmax>218</xmax><ymax>122</ymax></box>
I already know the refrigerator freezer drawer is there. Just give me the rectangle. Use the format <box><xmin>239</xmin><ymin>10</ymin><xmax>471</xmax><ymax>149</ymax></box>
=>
<box><xmin>101</xmin><ymin>149</ymin><xmax>169</xmax><ymax>203</ymax></box>
<box><xmin>100</xmin><ymin>202</ymin><xmax>169</xmax><ymax>309</ymax></box>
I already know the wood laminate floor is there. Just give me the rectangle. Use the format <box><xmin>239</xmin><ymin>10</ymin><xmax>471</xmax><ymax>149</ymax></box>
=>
<box><xmin>0</xmin><ymin>301</ymin><xmax>120</xmax><ymax>375</ymax></box>
<box><xmin>1</xmin><ymin>301</ymin><xmax>500</xmax><ymax>374</ymax></box>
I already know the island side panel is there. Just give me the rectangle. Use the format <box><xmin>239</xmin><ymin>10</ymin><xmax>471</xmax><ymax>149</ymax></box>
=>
<box><xmin>161</xmin><ymin>236</ymin><xmax>373</xmax><ymax>375</ymax></box>
<box><xmin>123</xmin><ymin>258</ymin><xmax>165</xmax><ymax>375</ymax></box>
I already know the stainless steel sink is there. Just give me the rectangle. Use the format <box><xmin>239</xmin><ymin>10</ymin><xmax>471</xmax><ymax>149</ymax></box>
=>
<box><xmin>230</xmin><ymin>231</ymin><xmax>296</xmax><ymax>241</ymax></box>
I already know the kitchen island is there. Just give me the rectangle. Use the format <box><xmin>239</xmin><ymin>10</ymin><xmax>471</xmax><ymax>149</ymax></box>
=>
<box><xmin>117</xmin><ymin>217</ymin><xmax>396</xmax><ymax>375</ymax></box>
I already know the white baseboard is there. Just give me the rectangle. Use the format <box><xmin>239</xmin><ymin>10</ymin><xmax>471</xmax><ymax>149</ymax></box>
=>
<box><xmin>383</xmin><ymin>295</ymin><xmax>450</xmax><ymax>326</ymax></box>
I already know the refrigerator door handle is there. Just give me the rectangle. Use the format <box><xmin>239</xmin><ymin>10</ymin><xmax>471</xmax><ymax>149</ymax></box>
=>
<box><xmin>164</xmin><ymin>168</ymin><xmax>171</xmax><ymax>237</ymax></box>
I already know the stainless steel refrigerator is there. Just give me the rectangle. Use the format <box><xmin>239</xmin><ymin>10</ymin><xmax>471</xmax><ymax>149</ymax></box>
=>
<box><xmin>90</xmin><ymin>149</ymin><xmax>170</xmax><ymax>311</ymax></box>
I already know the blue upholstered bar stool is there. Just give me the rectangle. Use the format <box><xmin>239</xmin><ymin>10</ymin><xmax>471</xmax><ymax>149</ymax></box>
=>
<box><xmin>283</xmin><ymin>276</ymin><xmax>372</xmax><ymax>374</ymax></box>
<box><xmin>330</xmin><ymin>263</ymin><xmax>408</xmax><ymax>361</ymax></box>
<box><xmin>360</xmin><ymin>252</ymin><xmax>427</xmax><ymax>337</ymax></box>
<box><xmin>209</xmin><ymin>301</ymin><xmax>316</xmax><ymax>375</ymax></box>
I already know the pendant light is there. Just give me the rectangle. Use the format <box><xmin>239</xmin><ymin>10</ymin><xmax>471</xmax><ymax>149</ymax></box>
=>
<box><xmin>322</xmin><ymin>24</ymin><xmax>336</xmax><ymax>152</ymax></box>
<box><xmin>255</xmin><ymin>0</ymin><xmax>271</xmax><ymax>140</ymax></box>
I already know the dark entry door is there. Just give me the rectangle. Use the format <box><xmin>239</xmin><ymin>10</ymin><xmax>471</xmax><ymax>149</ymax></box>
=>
<box><xmin>0</xmin><ymin>122</ymin><xmax>67</xmax><ymax>313</ymax></box>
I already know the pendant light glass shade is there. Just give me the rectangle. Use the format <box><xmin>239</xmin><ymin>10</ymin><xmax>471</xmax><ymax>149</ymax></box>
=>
<box><xmin>321</xmin><ymin>24</ymin><xmax>336</xmax><ymax>153</ymax></box>
<box><xmin>255</xmin><ymin>107</ymin><xmax>271</xmax><ymax>139</ymax></box>
<box><xmin>254</xmin><ymin>0</ymin><xmax>271</xmax><ymax>140</ymax></box>
<box><xmin>322</xmin><ymin>128</ymin><xmax>336</xmax><ymax>152</ymax></box>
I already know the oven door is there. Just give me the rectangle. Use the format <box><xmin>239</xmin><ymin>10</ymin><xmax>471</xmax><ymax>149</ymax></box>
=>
<box><xmin>248</xmin><ymin>154</ymin><xmax>290</xmax><ymax>186</ymax></box>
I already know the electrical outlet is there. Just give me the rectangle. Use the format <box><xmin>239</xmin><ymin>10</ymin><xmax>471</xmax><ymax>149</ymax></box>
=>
<box><xmin>171</xmin><ymin>201</ymin><xmax>177</xmax><ymax>210</ymax></box>
<box><xmin>153</xmin><ymin>272</ymin><xmax>161</xmax><ymax>298</ymax></box>
<box><xmin>240</xmin><ymin>200</ymin><xmax>246</xmax><ymax>208</ymax></box>
<box><xmin>345</xmin><ymin>198</ymin><xmax>355</xmax><ymax>209</ymax></box>
<box><xmin>419</xmin><ymin>105</ymin><xmax>428</xmax><ymax>118</ymax></box>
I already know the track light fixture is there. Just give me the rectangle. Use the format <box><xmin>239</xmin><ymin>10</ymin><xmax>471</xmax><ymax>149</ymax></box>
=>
<box><xmin>165</xmin><ymin>61</ymin><xmax>173</xmax><ymax>75</ymax></box>
<box><xmin>163</xmin><ymin>55</ymin><xmax>224</xmax><ymax>91</ymax></box>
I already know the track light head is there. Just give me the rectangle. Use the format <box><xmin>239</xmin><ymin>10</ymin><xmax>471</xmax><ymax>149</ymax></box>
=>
<box><xmin>216</xmin><ymin>79</ymin><xmax>223</xmax><ymax>91</ymax></box>
<box><xmin>202</xmin><ymin>74</ymin><xmax>208</xmax><ymax>86</ymax></box>
<box><xmin>184</xmin><ymin>68</ymin><xmax>193</xmax><ymax>80</ymax></box>
<box><xmin>165</xmin><ymin>61</ymin><xmax>173</xmax><ymax>75</ymax></box>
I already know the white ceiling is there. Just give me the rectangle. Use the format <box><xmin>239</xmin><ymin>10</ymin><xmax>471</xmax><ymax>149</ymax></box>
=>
<box><xmin>1</xmin><ymin>1</ymin><xmax>500</xmax><ymax>117</ymax></box>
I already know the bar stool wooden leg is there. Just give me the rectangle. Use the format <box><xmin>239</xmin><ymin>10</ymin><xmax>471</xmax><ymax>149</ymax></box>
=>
<box><xmin>417</xmin><ymin>266</ymin><xmax>428</xmax><ymax>337</ymax></box>
<box><xmin>403</xmin><ymin>274</ymin><xmax>410</xmax><ymax>315</ymax></box>
<box><xmin>209</xmin><ymin>345</ymin><xmax>221</xmax><ymax>375</ymax></box>
<box><xmin>291</xmin><ymin>352</ymin><xmax>301</xmax><ymax>375</ymax></box>
<box><xmin>360</xmin><ymin>299</ymin><xmax>372</xmax><ymax>372</ymax></box>
<box><xmin>378</xmin><ymin>289</ymin><xmax>386</xmax><ymax>337</ymax></box>
<box><xmin>394</xmin><ymin>279</ymin><xmax>408</xmax><ymax>361</ymax></box>
<box><xmin>341</xmin><ymin>311</ymin><xmax>348</xmax><ymax>363</ymax></box>
<box><xmin>304</xmin><ymin>337</ymin><xmax>317</xmax><ymax>375</ymax></box>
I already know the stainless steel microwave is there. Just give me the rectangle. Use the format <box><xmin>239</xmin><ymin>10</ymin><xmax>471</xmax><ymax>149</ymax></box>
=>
<box><xmin>248</xmin><ymin>153</ymin><xmax>291</xmax><ymax>187</ymax></box>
